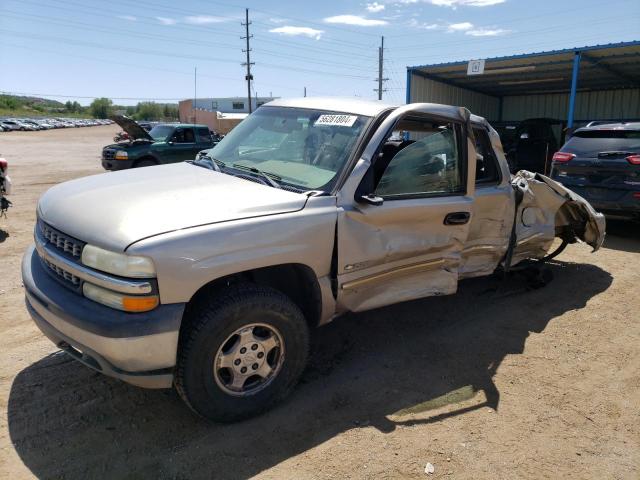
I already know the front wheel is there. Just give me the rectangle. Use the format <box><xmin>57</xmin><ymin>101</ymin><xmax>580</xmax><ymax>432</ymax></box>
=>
<box><xmin>175</xmin><ymin>284</ymin><xmax>310</xmax><ymax>422</ymax></box>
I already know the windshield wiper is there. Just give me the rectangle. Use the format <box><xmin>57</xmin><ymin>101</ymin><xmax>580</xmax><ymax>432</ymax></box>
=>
<box><xmin>232</xmin><ymin>163</ymin><xmax>281</xmax><ymax>189</ymax></box>
<box><xmin>192</xmin><ymin>155</ymin><xmax>226</xmax><ymax>172</ymax></box>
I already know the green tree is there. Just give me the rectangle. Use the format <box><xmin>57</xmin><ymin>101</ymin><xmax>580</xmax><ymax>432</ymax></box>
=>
<box><xmin>72</xmin><ymin>101</ymin><xmax>82</xmax><ymax>113</ymax></box>
<box><xmin>65</xmin><ymin>100</ymin><xmax>73</xmax><ymax>112</ymax></box>
<box><xmin>134</xmin><ymin>102</ymin><xmax>163</xmax><ymax>120</ymax></box>
<box><xmin>89</xmin><ymin>97</ymin><xmax>113</xmax><ymax>119</ymax></box>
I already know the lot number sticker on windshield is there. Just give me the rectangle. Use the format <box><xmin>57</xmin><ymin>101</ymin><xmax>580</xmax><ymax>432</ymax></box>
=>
<box><xmin>314</xmin><ymin>115</ymin><xmax>358</xmax><ymax>127</ymax></box>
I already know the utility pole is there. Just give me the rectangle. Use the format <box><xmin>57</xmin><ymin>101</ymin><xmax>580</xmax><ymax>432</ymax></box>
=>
<box><xmin>304</xmin><ymin>86</ymin><xmax>307</xmax><ymax>97</ymax></box>
<box><xmin>241</xmin><ymin>8</ymin><xmax>254</xmax><ymax>113</ymax></box>
<box><xmin>194</xmin><ymin>66</ymin><xmax>197</xmax><ymax>124</ymax></box>
<box><xmin>374</xmin><ymin>36</ymin><xmax>388</xmax><ymax>100</ymax></box>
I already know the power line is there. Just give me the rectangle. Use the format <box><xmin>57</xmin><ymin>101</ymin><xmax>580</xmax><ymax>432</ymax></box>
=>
<box><xmin>2</xmin><ymin>10</ymin><xmax>376</xmax><ymax>73</ymax></box>
<box><xmin>0</xmin><ymin>29</ymin><xmax>373</xmax><ymax>80</ymax></box>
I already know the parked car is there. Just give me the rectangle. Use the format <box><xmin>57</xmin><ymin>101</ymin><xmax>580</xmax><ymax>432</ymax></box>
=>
<box><xmin>22</xmin><ymin>98</ymin><xmax>604</xmax><ymax>422</ymax></box>
<box><xmin>550</xmin><ymin>122</ymin><xmax>640</xmax><ymax>221</ymax></box>
<box><xmin>101</xmin><ymin>115</ymin><xmax>215</xmax><ymax>170</ymax></box>
<box><xmin>506</xmin><ymin>118</ymin><xmax>566</xmax><ymax>174</ymax></box>
<box><xmin>1</xmin><ymin>120</ymin><xmax>23</xmax><ymax>131</ymax></box>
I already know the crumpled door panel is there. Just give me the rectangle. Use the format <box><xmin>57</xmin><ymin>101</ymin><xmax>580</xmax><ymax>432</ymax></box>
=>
<box><xmin>509</xmin><ymin>171</ymin><xmax>606</xmax><ymax>267</ymax></box>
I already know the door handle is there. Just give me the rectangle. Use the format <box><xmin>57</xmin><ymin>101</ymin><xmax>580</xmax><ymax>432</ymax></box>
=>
<box><xmin>443</xmin><ymin>212</ymin><xmax>470</xmax><ymax>225</ymax></box>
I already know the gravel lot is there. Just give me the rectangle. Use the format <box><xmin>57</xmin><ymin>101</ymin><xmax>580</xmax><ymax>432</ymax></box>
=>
<box><xmin>1</xmin><ymin>126</ymin><xmax>639</xmax><ymax>479</ymax></box>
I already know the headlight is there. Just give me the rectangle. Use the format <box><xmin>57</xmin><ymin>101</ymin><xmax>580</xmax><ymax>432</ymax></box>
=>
<box><xmin>83</xmin><ymin>283</ymin><xmax>159</xmax><ymax>312</ymax></box>
<box><xmin>81</xmin><ymin>244</ymin><xmax>156</xmax><ymax>278</ymax></box>
<box><xmin>114</xmin><ymin>151</ymin><xmax>128</xmax><ymax>160</ymax></box>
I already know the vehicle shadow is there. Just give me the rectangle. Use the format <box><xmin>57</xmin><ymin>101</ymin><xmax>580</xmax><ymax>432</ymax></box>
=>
<box><xmin>7</xmin><ymin>261</ymin><xmax>612</xmax><ymax>480</ymax></box>
<box><xmin>0</xmin><ymin>228</ymin><xmax>8</xmax><ymax>243</ymax></box>
<box><xmin>602</xmin><ymin>219</ymin><xmax>640</xmax><ymax>254</ymax></box>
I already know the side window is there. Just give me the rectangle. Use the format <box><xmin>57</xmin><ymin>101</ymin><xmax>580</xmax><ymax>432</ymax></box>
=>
<box><xmin>172</xmin><ymin>129</ymin><xmax>185</xmax><ymax>143</ymax></box>
<box><xmin>473</xmin><ymin>127</ymin><xmax>501</xmax><ymax>184</ymax></box>
<box><xmin>375</xmin><ymin>117</ymin><xmax>464</xmax><ymax>198</ymax></box>
<box><xmin>196</xmin><ymin>128</ymin><xmax>212</xmax><ymax>143</ymax></box>
<box><xmin>182</xmin><ymin>128</ymin><xmax>195</xmax><ymax>143</ymax></box>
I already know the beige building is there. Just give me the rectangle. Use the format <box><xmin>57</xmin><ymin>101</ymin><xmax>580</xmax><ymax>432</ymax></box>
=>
<box><xmin>179</xmin><ymin>96</ymin><xmax>278</xmax><ymax>134</ymax></box>
<box><xmin>178</xmin><ymin>101</ymin><xmax>243</xmax><ymax>134</ymax></box>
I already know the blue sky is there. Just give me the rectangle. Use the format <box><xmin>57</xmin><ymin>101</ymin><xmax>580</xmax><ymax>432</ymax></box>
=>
<box><xmin>1</xmin><ymin>0</ymin><xmax>638</xmax><ymax>105</ymax></box>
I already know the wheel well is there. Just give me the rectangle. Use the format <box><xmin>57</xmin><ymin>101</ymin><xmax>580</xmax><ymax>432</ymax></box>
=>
<box><xmin>186</xmin><ymin>264</ymin><xmax>323</xmax><ymax>329</ymax></box>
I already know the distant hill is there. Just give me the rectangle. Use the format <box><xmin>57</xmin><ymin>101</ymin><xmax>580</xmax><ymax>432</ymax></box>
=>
<box><xmin>0</xmin><ymin>94</ymin><xmax>65</xmax><ymax>108</ymax></box>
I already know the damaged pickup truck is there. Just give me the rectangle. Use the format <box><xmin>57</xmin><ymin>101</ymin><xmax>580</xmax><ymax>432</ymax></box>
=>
<box><xmin>23</xmin><ymin>98</ymin><xmax>605</xmax><ymax>421</ymax></box>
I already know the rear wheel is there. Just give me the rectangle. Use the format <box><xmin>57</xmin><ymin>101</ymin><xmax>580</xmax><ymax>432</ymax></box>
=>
<box><xmin>175</xmin><ymin>284</ymin><xmax>309</xmax><ymax>422</ymax></box>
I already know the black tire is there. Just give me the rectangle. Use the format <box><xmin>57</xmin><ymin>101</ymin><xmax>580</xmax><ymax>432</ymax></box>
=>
<box><xmin>134</xmin><ymin>158</ymin><xmax>157</xmax><ymax>168</ymax></box>
<box><xmin>175</xmin><ymin>283</ymin><xmax>310</xmax><ymax>422</ymax></box>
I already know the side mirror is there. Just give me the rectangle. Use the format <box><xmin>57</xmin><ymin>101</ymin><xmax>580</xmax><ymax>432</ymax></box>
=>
<box><xmin>357</xmin><ymin>194</ymin><xmax>384</xmax><ymax>206</ymax></box>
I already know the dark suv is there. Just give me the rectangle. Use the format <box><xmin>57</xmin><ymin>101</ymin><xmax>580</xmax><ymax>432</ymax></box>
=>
<box><xmin>102</xmin><ymin>116</ymin><xmax>215</xmax><ymax>170</ymax></box>
<box><xmin>550</xmin><ymin>122</ymin><xmax>640</xmax><ymax>220</ymax></box>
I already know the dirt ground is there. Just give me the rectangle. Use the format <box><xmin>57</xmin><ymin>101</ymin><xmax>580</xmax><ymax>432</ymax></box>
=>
<box><xmin>0</xmin><ymin>126</ymin><xmax>638</xmax><ymax>480</ymax></box>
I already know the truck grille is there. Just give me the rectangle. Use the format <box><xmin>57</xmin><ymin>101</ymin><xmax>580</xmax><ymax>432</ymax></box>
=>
<box><xmin>102</xmin><ymin>149</ymin><xmax>116</xmax><ymax>161</ymax></box>
<box><xmin>39</xmin><ymin>221</ymin><xmax>84</xmax><ymax>258</ymax></box>
<box><xmin>42</xmin><ymin>256</ymin><xmax>81</xmax><ymax>288</ymax></box>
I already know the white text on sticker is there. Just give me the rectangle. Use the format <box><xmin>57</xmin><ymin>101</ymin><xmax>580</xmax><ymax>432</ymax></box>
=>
<box><xmin>314</xmin><ymin>115</ymin><xmax>358</xmax><ymax>127</ymax></box>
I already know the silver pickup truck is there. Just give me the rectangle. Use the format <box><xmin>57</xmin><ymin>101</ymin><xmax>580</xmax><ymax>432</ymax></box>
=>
<box><xmin>22</xmin><ymin>98</ymin><xmax>605</xmax><ymax>421</ymax></box>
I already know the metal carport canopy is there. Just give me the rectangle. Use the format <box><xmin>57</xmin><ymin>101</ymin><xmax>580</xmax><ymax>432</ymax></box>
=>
<box><xmin>406</xmin><ymin>41</ymin><xmax>640</xmax><ymax>127</ymax></box>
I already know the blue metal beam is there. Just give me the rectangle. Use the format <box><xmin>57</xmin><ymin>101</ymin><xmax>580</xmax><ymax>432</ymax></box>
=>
<box><xmin>567</xmin><ymin>52</ymin><xmax>582</xmax><ymax>129</ymax></box>
<box><xmin>406</xmin><ymin>68</ymin><xmax>412</xmax><ymax>104</ymax></box>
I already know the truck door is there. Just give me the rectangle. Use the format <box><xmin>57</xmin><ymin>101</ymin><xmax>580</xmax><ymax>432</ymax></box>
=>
<box><xmin>167</xmin><ymin>127</ymin><xmax>198</xmax><ymax>163</ymax></box>
<box><xmin>336</xmin><ymin>106</ymin><xmax>476</xmax><ymax>312</ymax></box>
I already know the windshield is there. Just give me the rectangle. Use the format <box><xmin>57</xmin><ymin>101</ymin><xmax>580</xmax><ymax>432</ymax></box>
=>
<box><xmin>209</xmin><ymin>106</ymin><xmax>371</xmax><ymax>190</ymax></box>
<box><xmin>148</xmin><ymin>125</ymin><xmax>174</xmax><ymax>141</ymax></box>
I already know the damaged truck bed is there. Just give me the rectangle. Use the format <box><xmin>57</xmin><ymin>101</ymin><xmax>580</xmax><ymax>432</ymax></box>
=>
<box><xmin>23</xmin><ymin>98</ymin><xmax>605</xmax><ymax>421</ymax></box>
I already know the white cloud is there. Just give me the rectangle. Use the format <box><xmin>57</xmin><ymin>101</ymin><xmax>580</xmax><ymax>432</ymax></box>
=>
<box><xmin>465</xmin><ymin>27</ymin><xmax>509</xmax><ymax>36</ymax></box>
<box><xmin>184</xmin><ymin>15</ymin><xmax>229</xmax><ymax>25</ymax></box>
<box><xmin>324</xmin><ymin>15</ymin><xmax>388</xmax><ymax>26</ymax></box>
<box><xmin>395</xmin><ymin>0</ymin><xmax>505</xmax><ymax>6</ymax></box>
<box><xmin>366</xmin><ymin>2</ymin><xmax>386</xmax><ymax>12</ymax></box>
<box><xmin>408</xmin><ymin>18</ymin><xmax>441</xmax><ymax>29</ymax></box>
<box><xmin>117</xmin><ymin>15</ymin><xmax>137</xmax><ymax>22</ymax></box>
<box><xmin>431</xmin><ymin>0</ymin><xmax>506</xmax><ymax>6</ymax></box>
<box><xmin>156</xmin><ymin>17</ymin><xmax>177</xmax><ymax>25</ymax></box>
<box><xmin>447</xmin><ymin>21</ymin><xmax>473</xmax><ymax>31</ymax></box>
<box><xmin>269</xmin><ymin>25</ymin><xmax>324</xmax><ymax>40</ymax></box>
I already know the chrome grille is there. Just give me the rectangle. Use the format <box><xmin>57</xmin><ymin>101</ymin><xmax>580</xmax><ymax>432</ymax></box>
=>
<box><xmin>42</xmin><ymin>256</ymin><xmax>81</xmax><ymax>288</ymax></box>
<box><xmin>39</xmin><ymin>221</ymin><xmax>84</xmax><ymax>258</ymax></box>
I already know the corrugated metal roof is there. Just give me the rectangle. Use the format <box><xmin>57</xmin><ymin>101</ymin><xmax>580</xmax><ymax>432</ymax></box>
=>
<box><xmin>408</xmin><ymin>41</ymin><xmax>640</xmax><ymax>97</ymax></box>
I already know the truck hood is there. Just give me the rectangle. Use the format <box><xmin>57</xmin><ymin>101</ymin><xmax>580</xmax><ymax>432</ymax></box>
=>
<box><xmin>109</xmin><ymin>114</ymin><xmax>153</xmax><ymax>141</ymax></box>
<box><xmin>37</xmin><ymin>163</ymin><xmax>308</xmax><ymax>251</ymax></box>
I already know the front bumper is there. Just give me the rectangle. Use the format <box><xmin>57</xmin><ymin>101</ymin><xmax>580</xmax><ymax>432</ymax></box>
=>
<box><xmin>22</xmin><ymin>245</ymin><xmax>186</xmax><ymax>388</ymax></box>
<box><xmin>102</xmin><ymin>158</ymin><xmax>134</xmax><ymax>171</ymax></box>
